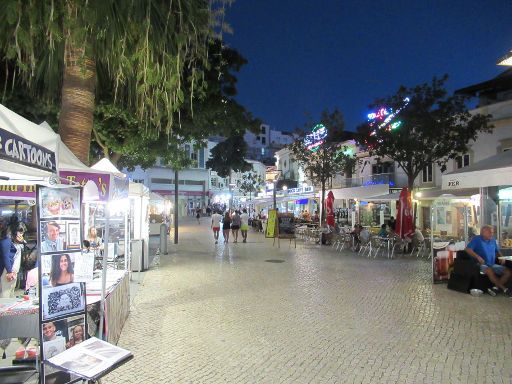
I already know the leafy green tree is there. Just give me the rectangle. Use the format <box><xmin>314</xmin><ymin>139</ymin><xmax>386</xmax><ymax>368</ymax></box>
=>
<box><xmin>0</xmin><ymin>0</ymin><xmax>228</xmax><ymax>163</ymax></box>
<box><xmin>356</xmin><ymin>75</ymin><xmax>493</xmax><ymax>191</ymax></box>
<box><xmin>289</xmin><ymin>109</ymin><xmax>356</xmax><ymax>224</ymax></box>
<box><xmin>238</xmin><ymin>170</ymin><xmax>264</xmax><ymax>201</ymax></box>
<box><xmin>91</xmin><ymin>41</ymin><xmax>258</xmax><ymax>168</ymax></box>
<box><xmin>206</xmin><ymin>135</ymin><xmax>251</xmax><ymax>178</ymax></box>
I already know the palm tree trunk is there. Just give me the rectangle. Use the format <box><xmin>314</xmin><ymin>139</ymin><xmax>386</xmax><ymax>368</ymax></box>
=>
<box><xmin>59</xmin><ymin>42</ymin><xmax>96</xmax><ymax>165</ymax></box>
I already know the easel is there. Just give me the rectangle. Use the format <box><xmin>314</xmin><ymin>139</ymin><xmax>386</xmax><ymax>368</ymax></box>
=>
<box><xmin>270</xmin><ymin>211</ymin><xmax>297</xmax><ymax>249</ymax></box>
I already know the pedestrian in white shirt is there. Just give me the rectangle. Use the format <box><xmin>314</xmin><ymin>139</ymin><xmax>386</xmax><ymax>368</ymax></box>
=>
<box><xmin>240</xmin><ymin>208</ymin><xmax>249</xmax><ymax>243</ymax></box>
<box><xmin>211</xmin><ymin>211</ymin><xmax>222</xmax><ymax>244</ymax></box>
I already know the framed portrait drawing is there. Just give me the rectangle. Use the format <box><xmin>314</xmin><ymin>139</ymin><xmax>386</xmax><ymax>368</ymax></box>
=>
<box><xmin>39</xmin><ymin>187</ymin><xmax>80</xmax><ymax>219</ymax></box>
<box><xmin>67</xmin><ymin>222</ymin><xmax>81</xmax><ymax>250</ymax></box>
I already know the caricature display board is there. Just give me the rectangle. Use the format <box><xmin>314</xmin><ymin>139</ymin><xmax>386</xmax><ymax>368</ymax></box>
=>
<box><xmin>37</xmin><ymin>185</ymin><xmax>89</xmax><ymax>384</ymax></box>
<box><xmin>277</xmin><ymin>213</ymin><xmax>295</xmax><ymax>239</ymax></box>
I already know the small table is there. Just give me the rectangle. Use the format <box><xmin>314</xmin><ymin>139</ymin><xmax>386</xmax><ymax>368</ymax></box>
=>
<box><xmin>0</xmin><ymin>298</ymin><xmax>39</xmax><ymax>339</ymax></box>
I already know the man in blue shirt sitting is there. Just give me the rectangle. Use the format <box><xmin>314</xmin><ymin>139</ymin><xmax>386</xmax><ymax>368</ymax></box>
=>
<box><xmin>465</xmin><ymin>225</ymin><xmax>511</xmax><ymax>296</ymax></box>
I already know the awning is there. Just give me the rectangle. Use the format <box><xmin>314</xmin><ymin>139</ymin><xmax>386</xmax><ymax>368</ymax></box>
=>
<box><xmin>417</xmin><ymin>187</ymin><xmax>479</xmax><ymax>199</ymax></box>
<box><xmin>330</xmin><ymin>184</ymin><xmax>389</xmax><ymax>200</ymax></box>
<box><xmin>442</xmin><ymin>150</ymin><xmax>512</xmax><ymax>190</ymax></box>
<box><xmin>362</xmin><ymin>191</ymin><xmax>401</xmax><ymax>202</ymax></box>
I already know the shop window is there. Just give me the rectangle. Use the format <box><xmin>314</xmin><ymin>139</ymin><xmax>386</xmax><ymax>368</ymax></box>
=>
<box><xmin>151</xmin><ymin>178</ymin><xmax>173</xmax><ymax>184</ymax></box>
<box><xmin>455</xmin><ymin>154</ymin><xmax>470</xmax><ymax>169</ymax></box>
<box><xmin>261</xmin><ymin>126</ymin><xmax>266</xmax><ymax>134</ymax></box>
<box><xmin>372</xmin><ymin>162</ymin><xmax>393</xmax><ymax>175</ymax></box>
<box><xmin>422</xmin><ymin>164</ymin><xmax>433</xmax><ymax>183</ymax></box>
<box><xmin>261</xmin><ymin>137</ymin><xmax>266</xmax><ymax>145</ymax></box>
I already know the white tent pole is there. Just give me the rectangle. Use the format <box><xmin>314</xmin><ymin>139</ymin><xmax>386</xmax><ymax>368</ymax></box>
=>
<box><xmin>125</xmin><ymin>205</ymin><xmax>129</xmax><ymax>272</ymax></box>
<box><xmin>99</xmin><ymin>200</ymin><xmax>111</xmax><ymax>340</ymax></box>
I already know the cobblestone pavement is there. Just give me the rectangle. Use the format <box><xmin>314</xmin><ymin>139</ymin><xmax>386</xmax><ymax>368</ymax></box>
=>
<box><xmin>104</xmin><ymin>218</ymin><xmax>512</xmax><ymax>384</ymax></box>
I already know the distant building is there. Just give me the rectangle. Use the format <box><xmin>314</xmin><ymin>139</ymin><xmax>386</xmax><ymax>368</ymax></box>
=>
<box><xmin>244</xmin><ymin>124</ymin><xmax>295</xmax><ymax>165</ymax></box>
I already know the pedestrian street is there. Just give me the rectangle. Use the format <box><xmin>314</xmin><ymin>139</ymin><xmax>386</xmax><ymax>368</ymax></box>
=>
<box><xmin>104</xmin><ymin>218</ymin><xmax>512</xmax><ymax>384</ymax></box>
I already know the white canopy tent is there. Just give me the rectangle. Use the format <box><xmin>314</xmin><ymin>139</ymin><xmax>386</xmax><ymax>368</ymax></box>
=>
<box><xmin>0</xmin><ymin>104</ymin><xmax>100</xmax><ymax>200</ymax></box>
<box><xmin>0</xmin><ymin>103</ymin><xmax>58</xmax><ymax>181</ymax></box>
<box><xmin>91</xmin><ymin>158</ymin><xmax>126</xmax><ymax>177</ymax></box>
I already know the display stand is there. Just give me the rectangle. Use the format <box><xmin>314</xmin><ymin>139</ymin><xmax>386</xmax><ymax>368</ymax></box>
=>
<box><xmin>431</xmin><ymin>195</ymin><xmax>475</xmax><ymax>283</ymax></box>
<box><xmin>277</xmin><ymin>212</ymin><xmax>296</xmax><ymax>249</ymax></box>
<box><xmin>265</xmin><ymin>209</ymin><xmax>278</xmax><ymax>247</ymax></box>
<box><xmin>36</xmin><ymin>185</ymin><xmax>89</xmax><ymax>383</ymax></box>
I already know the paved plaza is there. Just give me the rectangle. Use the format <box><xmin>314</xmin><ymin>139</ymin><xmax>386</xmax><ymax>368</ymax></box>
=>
<box><xmin>104</xmin><ymin>218</ymin><xmax>512</xmax><ymax>384</ymax></box>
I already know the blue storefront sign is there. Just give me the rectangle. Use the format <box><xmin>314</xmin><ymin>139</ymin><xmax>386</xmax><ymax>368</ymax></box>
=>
<box><xmin>0</xmin><ymin>127</ymin><xmax>56</xmax><ymax>172</ymax></box>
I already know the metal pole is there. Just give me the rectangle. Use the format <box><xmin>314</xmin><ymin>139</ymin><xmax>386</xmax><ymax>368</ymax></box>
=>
<box><xmin>174</xmin><ymin>170</ymin><xmax>179</xmax><ymax>244</ymax></box>
<box><xmin>273</xmin><ymin>184</ymin><xmax>276</xmax><ymax>209</ymax></box>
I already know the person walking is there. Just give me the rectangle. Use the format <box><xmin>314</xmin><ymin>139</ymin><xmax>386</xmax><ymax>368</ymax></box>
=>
<box><xmin>196</xmin><ymin>208</ymin><xmax>201</xmax><ymax>224</ymax></box>
<box><xmin>231</xmin><ymin>210</ymin><xmax>241</xmax><ymax>243</ymax></box>
<box><xmin>240</xmin><ymin>208</ymin><xmax>249</xmax><ymax>243</ymax></box>
<box><xmin>222</xmin><ymin>211</ymin><xmax>231</xmax><ymax>244</ymax></box>
<box><xmin>211</xmin><ymin>210</ymin><xmax>222</xmax><ymax>244</ymax></box>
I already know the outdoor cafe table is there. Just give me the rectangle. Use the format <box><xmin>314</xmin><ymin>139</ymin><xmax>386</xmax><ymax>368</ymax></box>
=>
<box><xmin>0</xmin><ymin>298</ymin><xmax>39</xmax><ymax>339</ymax></box>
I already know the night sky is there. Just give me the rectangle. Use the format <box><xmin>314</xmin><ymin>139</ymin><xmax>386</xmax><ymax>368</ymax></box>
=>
<box><xmin>224</xmin><ymin>0</ymin><xmax>512</xmax><ymax>132</ymax></box>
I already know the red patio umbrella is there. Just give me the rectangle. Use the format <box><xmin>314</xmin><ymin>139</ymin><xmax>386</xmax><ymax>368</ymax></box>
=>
<box><xmin>395</xmin><ymin>187</ymin><xmax>414</xmax><ymax>239</ymax></box>
<box><xmin>325</xmin><ymin>191</ymin><xmax>335</xmax><ymax>227</ymax></box>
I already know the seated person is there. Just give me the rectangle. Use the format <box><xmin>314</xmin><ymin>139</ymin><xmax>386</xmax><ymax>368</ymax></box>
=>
<box><xmin>465</xmin><ymin>225</ymin><xmax>512</xmax><ymax>296</ymax></box>
<box><xmin>377</xmin><ymin>224</ymin><xmax>388</xmax><ymax>238</ymax></box>
<box><xmin>360</xmin><ymin>226</ymin><xmax>370</xmax><ymax>243</ymax></box>
<box><xmin>350</xmin><ymin>224</ymin><xmax>362</xmax><ymax>250</ymax></box>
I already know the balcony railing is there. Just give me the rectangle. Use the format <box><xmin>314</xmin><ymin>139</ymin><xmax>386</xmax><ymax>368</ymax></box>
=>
<box><xmin>334</xmin><ymin>173</ymin><xmax>395</xmax><ymax>188</ymax></box>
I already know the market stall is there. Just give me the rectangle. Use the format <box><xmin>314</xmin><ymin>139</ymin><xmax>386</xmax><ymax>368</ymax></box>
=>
<box><xmin>0</xmin><ymin>104</ymin><xmax>132</xmax><ymax>381</ymax></box>
<box><xmin>129</xmin><ymin>182</ymin><xmax>150</xmax><ymax>271</ymax></box>
<box><xmin>148</xmin><ymin>192</ymin><xmax>171</xmax><ymax>235</ymax></box>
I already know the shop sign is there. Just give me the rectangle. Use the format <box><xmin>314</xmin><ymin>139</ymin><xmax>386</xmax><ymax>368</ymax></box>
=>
<box><xmin>0</xmin><ymin>127</ymin><xmax>56</xmax><ymax>172</ymax></box>
<box><xmin>0</xmin><ymin>184</ymin><xmax>36</xmax><ymax>199</ymax></box>
<box><xmin>60</xmin><ymin>170</ymin><xmax>111</xmax><ymax>201</ymax></box>
<box><xmin>265</xmin><ymin>209</ymin><xmax>277</xmax><ymax>238</ymax></box>
<box><xmin>446</xmin><ymin>179</ymin><xmax>460</xmax><ymax>188</ymax></box>
<box><xmin>287</xmin><ymin>186</ymin><xmax>314</xmax><ymax>195</ymax></box>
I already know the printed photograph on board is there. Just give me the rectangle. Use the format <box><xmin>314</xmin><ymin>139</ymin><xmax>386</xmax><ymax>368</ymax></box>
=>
<box><xmin>66</xmin><ymin>315</ymin><xmax>86</xmax><ymax>349</ymax></box>
<box><xmin>40</xmin><ymin>253</ymin><xmax>77</xmax><ymax>286</ymax></box>
<box><xmin>41</xmin><ymin>282</ymin><xmax>85</xmax><ymax>321</ymax></box>
<box><xmin>40</xmin><ymin>220</ymin><xmax>80</xmax><ymax>253</ymax></box>
<box><xmin>39</xmin><ymin>187</ymin><xmax>80</xmax><ymax>219</ymax></box>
